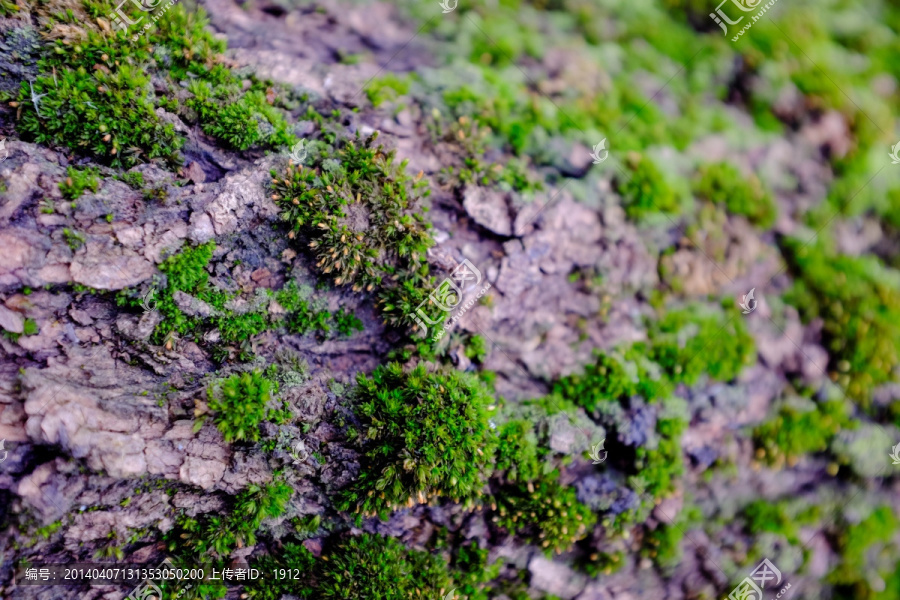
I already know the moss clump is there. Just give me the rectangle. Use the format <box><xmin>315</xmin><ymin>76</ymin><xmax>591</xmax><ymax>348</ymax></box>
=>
<box><xmin>464</xmin><ymin>333</ymin><xmax>489</xmax><ymax>363</ymax></box>
<box><xmin>553</xmin><ymin>346</ymin><xmax>671</xmax><ymax>411</ymax></box>
<box><xmin>62</xmin><ymin>228</ymin><xmax>86</xmax><ymax>251</ymax></box>
<box><xmin>554</xmin><ymin>304</ymin><xmax>753</xmax><ymax>413</ymax></box>
<box><xmin>753</xmin><ymin>397</ymin><xmax>852</xmax><ymax>466</ymax></box>
<box><xmin>366</xmin><ymin>73</ymin><xmax>411</xmax><ymax>107</ymax></box>
<box><xmin>147</xmin><ymin>240</ymin><xmax>218</xmax><ymax>341</ymax></box>
<box><xmin>631</xmin><ymin>416</ymin><xmax>686</xmax><ymax>500</ymax></box>
<box><xmin>118</xmin><ymin>171</ymin><xmax>144</xmax><ymax>189</ymax></box>
<box><xmin>641</xmin><ymin>524</ymin><xmax>684</xmax><ymax>571</ymax></box>
<box><xmin>117</xmin><ymin>243</ymin><xmax>357</xmax><ymax>354</ymax></box>
<box><xmin>616</xmin><ymin>154</ymin><xmax>680</xmax><ymax>220</ymax></box>
<box><xmin>693</xmin><ymin>162</ymin><xmax>776</xmax><ymax>228</ymax></box>
<box><xmin>186</xmin><ymin>81</ymin><xmax>294</xmax><ymax>151</ymax></box>
<box><xmin>251</xmin><ymin>533</ymin><xmax>456</xmax><ymax>600</ymax></box>
<box><xmin>17</xmin><ymin>26</ymin><xmax>182</xmax><ymax>167</ymax></box>
<box><xmin>828</xmin><ymin>506</ymin><xmax>899</xmax><ymax>599</ymax></box>
<box><xmin>742</xmin><ymin>499</ymin><xmax>802</xmax><ymax>545</ymax></box>
<box><xmin>205</xmin><ymin>370</ymin><xmax>276</xmax><ymax>443</ymax></box>
<box><xmin>647</xmin><ymin>303</ymin><xmax>755</xmax><ymax>386</ymax></box>
<box><xmin>339</xmin><ymin>363</ymin><xmax>496</xmax><ymax>518</ymax></box>
<box><xmin>318</xmin><ymin>534</ymin><xmax>453</xmax><ymax>600</ymax></box>
<box><xmin>494</xmin><ymin>420</ymin><xmax>541</xmax><ymax>484</ymax></box>
<box><xmin>271</xmin><ymin>132</ymin><xmax>435</xmax><ymax>331</ymax></box>
<box><xmin>490</xmin><ymin>471</ymin><xmax>597</xmax><ymax>555</ymax></box>
<box><xmin>165</xmin><ymin>481</ymin><xmax>292</xmax><ymax>558</ymax></box>
<box><xmin>782</xmin><ymin>238</ymin><xmax>900</xmax><ymax>404</ymax></box>
<box><xmin>59</xmin><ymin>167</ymin><xmax>100</xmax><ymax>199</ymax></box>
<box><xmin>16</xmin><ymin>2</ymin><xmax>295</xmax><ymax>167</ymax></box>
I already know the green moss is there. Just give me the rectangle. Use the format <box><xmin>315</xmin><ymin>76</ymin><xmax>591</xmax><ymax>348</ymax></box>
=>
<box><xmin>17</xmin><ymin>26</ymin><xmax>181</xmax><ymax>167</ymax></box>
<box><xmin>118</xmin><ymin>171</ymin><xmax>144</xmax><ymax>189</ymax></box>
<box><xmin>693</xmin><ymin>162</ymin><xmax>776</xmax><ymax>228</ymax></box>
<box><xmin>273</xmin><ymin>132</ymin><xmax>432</xmax><ymax>289</ymax></box>
<box><xmin>339</xmin><ymin>362</ymin><xmax>496</xmax><ymax>518</ymax></box>
<box><xmin>553</xmin><ymin>346</ymin><xmax>671</xmax><ymax>411</ymax></box>
<box><xmin>647</xmin><ymin>303</ymin><xmax>756</xmax><ymax>386</ymax></box>
<box><xmin>334</xmin><ymin>308</ymin><xmax>364</xmax><ymax>336</ymax></box>
<box><xmin>828</xmin><ymin>506</ymin><xmax>899</xmax><ymax>598</ymax></box>
<box><xmin>494</xmin><ymin>420</ymin><xmax>541</xmax><ymax>483</ymax></box>
<box><xmin>781</xmin><ymin>238</ymin><xmax>900</xmax><ymax>404</ymax></box>
<box><xmin>250</xmin><ymin>533</ymin><xmax>457</xmax><ymax>600</ymax></box>
<box><xmin>490</xmin><ymin>470</ymin><xmax>597</xmax><ymax>554</ymax></box>
<box><xmin>140</xmin><ymin>240</ymin><xmax>216</xmax><ymax>342</ymax></box>
<box><xmin>555</xmin><ymin>304</ymin><xmax>753</xmax><ymax>416</ymax></box>
<box><xmin>753</xmin><ymin>398</ymin><xmax>853</xmax><ymax>465</ymax></box>
<box><xmin>447</xmin><ymin>541</ymin><xmax>502</xmax><ymax>600</ymax></box>
<box><xmin>117</xmin><ymin>242</ymin><xmax>358</xmax><ymax>355</ymax></box>
<box><xmin>22</xmin><ymin>318</ymin><xmax>39</xmax><ymax>336</ymax></box>
<box><xmin>62</xmin><ymin>228</ymin><xmax>86</xmax><ymax>251</ymax></box>
<box><xmin>464</xmin><ymin>334</ymin><xmax>489</xmax><ymax>363</ymax></box>
<box><xmin>641</xmin><ymin>524</ymin><xmax>683</xmax><ymax>571</ymax></box>
<box><xmin>205</xmin><ymin>370</ymin><xmax>276</xmax><ymax>443</ymax></box>
<box><xmin>631</xmin><ymin>416</ymin><xmax>687</xmax><ymax>500</ymax></box>
<box><xmin>317</xmin><ymin>534</ymin><xmax>452</xmax><ymax>600</ymax></box>
<box><xmin>742</xmin><ymin>500</ymin><xmax>801</xmax><ymax>545</ymax></box>
<box><xmin>616</xmin><ymin>154</ymin><xmax>680</xmax><ymax>220</ymax></box>
<box><xmin>247</xmin><ymin>542</ymin><xmax>316</xmax><ymax>600</ymax></box>
<box><xmin>165</xmin><ymin>481</ymin><xmax>292</xmax><ymax>558</ymax></box>
<box><xmin>59</xmin><ymin>167</ymin><xmax>100</xmax><ymax>199</ymax></box>
<box><xmin>15</xmin><ymin>2</ymin><xmax>296</xmax><ymax>166</ymax></box>
<box><xmin>272</xmin><ymin>131</ymin><xmax>437</xmax><ymax>335</ymax></box>
<box><xmin>35</xmin><ymin>520</ymin><xmax>62</xmax><ymax>540</ymax></box>
<box><xmin>186</xmin><ymin>81</ymin><xmax>295</xmax><ymax>151</ymax></box>
<box><xmin>366</xmin><ymin>73</ymin><xmax>411</xmax><ymax>107</ymax></box>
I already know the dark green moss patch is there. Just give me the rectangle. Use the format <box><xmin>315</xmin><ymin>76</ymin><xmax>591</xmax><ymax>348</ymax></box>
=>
<box><xmin>693</xmin><ymin>162</ymin><xmax>776</xmax><ymax>228</ymax></box>
<box><xmin>338</xmin><ymin>362</ymin><xmax>496</xmax><ymax>518</ymax></box>
<box><xmin>781</xmin><ymin>238</ymin><xmax>900</xmax><ymax>405</ymax></box>
<box><xmin>646</xmin><ymin>303</ymin><xmax>755</xmax><ymax>386</ymax></box>
<box><xmin>165</xmin><ymin>481</ymin><xmax>292</xmax><ymax>558</ymax></box>
<box><xmin>14</xmin><ymin>3</ymin><xmax>295</xmax><ymax>167</ymax></box>
<box><xmin>753</xmin><ymin>397</ymin><xmax>853</xmax><ymax>466</ymax></box>
<box><xmin>616</xmin><ymin>154</ymin><xmax>680</xmax><ymax>220</ymax></box>
<box><xmin>271</xmin><ymin>131</ymin><xmax>440</xmax><ymax>335</ymax></box>
<box><xmin>59</xmin><ymin>166</ymin><xmax>100</xmax><ymax>199</ymax></box>
<box><xmin>115</xmin><ymin>242</ymin><xmax>361</xmax><ymax>355</ymax></box>
<box><xmin>490</xmin><ymin>470</ymin><xmax>597</xmax><ymax>555</ymax></box>
<box><xmin>205</xmin><ymin>370</ymin><xmax>277</xmax><ymax>443</ymax></box>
